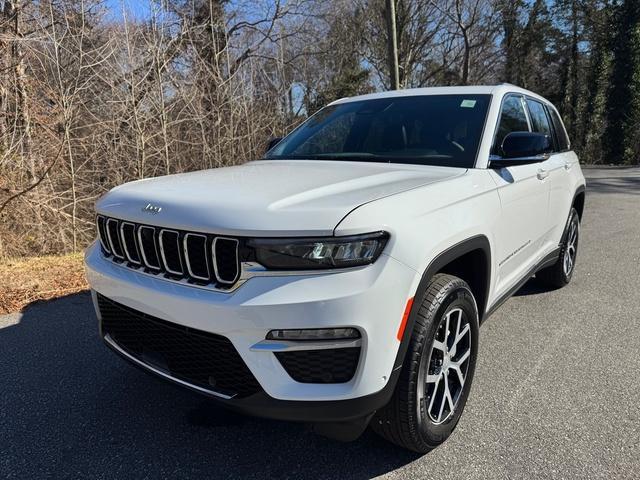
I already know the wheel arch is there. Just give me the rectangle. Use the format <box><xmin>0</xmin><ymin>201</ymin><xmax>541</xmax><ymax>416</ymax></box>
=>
<box><xmin>393</xmin><ymin>235</ymin><xmax>491</xmax><ymax>371</ymax></box>
<box><xmin>572</xmin><ymin>185</ymin><xmax>586</xmax><ymax>220</ymax></box>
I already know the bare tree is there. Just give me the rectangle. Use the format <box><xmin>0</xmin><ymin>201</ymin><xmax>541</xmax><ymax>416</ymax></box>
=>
<box><xmin>0</xmin><ymin>0</ymin><xmax>620</xmax><ymax>258</ymax></box>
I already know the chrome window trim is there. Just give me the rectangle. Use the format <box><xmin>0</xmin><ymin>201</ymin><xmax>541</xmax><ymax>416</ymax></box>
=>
<box><xmin>104</xmin><ymin>334</ymin><xmax>234</xmax><ymax>400</ymax></box>
<box><xmin>137</xmin><ymin>225</ymin><xmax>161</xmax><ymax>270</ymax></box>
<box><xmin>520</xmin><ymin>95</ymin><xmax>533</xmax><ymax>131</ymax></box>
<box><xmin>119</xmin><ymin>222</ymin><xmax>141</xmax><ymax>265</ymax></box>
<box><xmin>106</xmin><ymin>218</ymin><xmax>124</xmax><ymax>259</ymax></box>
<box><xmin>158</xmin><ymin>229</ymin><xmax>184</xmax><ymax>275</ymax></box>
<box><xmin>212</xmin><ymin>236</ymin><xmax>240</xmax><ymax>284</ymax></box>
<box><xmin>183</xmin><ymin>233</ymin><xmax>210</xmax><ymax>281</ymax></box>
<box><xmin>96</xmin><ymin>215</ymin><xmax>111</xmax><ymax>254</ymax></box>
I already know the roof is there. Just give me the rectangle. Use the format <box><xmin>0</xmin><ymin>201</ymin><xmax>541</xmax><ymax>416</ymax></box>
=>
<box><xmin>330</xmin><ymin>84</ymin><xmax>553</xmax><ymax>107</ymax></box>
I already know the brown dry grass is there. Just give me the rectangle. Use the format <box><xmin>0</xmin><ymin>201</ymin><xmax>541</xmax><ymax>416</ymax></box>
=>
<box><xmin>0</xmin><ymin>253</ymin><xmax>88</xmax><ymax>314</ymax></box>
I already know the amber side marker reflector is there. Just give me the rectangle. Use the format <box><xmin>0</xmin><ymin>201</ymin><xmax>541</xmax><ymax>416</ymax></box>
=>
<box><xmin>396</xmin><ymin>297</ymin><xmax>414</xmax><ymax>341</ymax></box>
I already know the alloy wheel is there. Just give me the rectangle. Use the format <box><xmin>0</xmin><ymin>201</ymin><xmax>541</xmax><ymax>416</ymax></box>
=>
<box><xmin>563</xmin><ymin>219</ymin><xmax>578</xmax><ymax>276</ymax></box>
<box><xmin>418</xmin><ymin>308</ymin><xmax>472</xmax><ymax>425</ymax></box>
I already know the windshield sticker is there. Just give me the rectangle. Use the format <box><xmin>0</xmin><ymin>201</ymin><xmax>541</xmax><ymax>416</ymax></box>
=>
<box><xmin>460</xmin><ymin>99</ymin><xmax>477</xmax><ymax>108</ymax></box>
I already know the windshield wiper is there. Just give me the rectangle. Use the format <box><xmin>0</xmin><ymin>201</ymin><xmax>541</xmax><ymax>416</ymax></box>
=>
<box><xmin>264</xmin><ymin>153</ymin><xmax>384</xmax><ymax>162</ymax></box>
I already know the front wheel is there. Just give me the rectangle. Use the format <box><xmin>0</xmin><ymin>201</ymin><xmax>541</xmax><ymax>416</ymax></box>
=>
<box><xmin>372</xmin><ymin>274</ymin><xmax>479</xmax><ymax>453</ymax></box>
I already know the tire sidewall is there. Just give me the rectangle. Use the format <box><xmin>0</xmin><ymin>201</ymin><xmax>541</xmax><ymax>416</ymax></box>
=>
<box><xmin>414</xmin><ymin>282</ymin><xmax>480</xmax><ymax>446</ymax></box>
<box><xmin>561</xmin><ymin>209</ymin><xmax>580</xmax><ymax>283</ymax></box>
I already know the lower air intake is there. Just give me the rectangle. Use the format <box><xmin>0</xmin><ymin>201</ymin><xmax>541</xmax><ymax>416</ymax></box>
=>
<box><xmin>275</xmin><ymin>348</ymin><xmax>360</xmax><ymax>383</ymax></box>
<box><xmin>97</xmin><ymin>294</ymin><xmax>262</xmax><ymax>398</ymax></box>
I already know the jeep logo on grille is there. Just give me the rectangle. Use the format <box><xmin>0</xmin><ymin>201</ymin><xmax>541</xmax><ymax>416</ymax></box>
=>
<box><xmin>142</xmin><ymin>203</ymin><xmax>162</xmax><ymax>214</ymax></box>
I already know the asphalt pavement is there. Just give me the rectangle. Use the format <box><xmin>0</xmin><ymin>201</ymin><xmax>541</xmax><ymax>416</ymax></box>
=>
<box><xmin>1</xmin><ymin>167</ymin><xmax>639</xmax><ymax>479</ymax></box>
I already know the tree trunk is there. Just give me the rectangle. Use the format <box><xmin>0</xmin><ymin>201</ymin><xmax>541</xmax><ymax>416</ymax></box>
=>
<box><xmin>385</xmin><ymin>0</ymin><xmax>400</xmax><ymax>90</ymax></box>
<box><xmin>566</xmin><ymin>0</ymin><xmax>580</xmax><ymax>138</ymax></box>
<box><xmin>461</xmin><ymin>29</ymin><xmax>471</xmax><ymax>85</ymax></box>
<box><xmin>14</xmin><ymin>2</ymin><xmax>33</xmax><ymax>176</ymax></box>
<box><xmin>501</xmin><ymin>1</ymin><xmax>520</xmax><ymax>83</ymax></box>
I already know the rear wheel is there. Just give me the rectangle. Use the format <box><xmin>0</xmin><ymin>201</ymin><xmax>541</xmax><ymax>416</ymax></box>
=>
<box><xmin>372</xmin><ymin>274</ymin><xmax>479</xmax><ymax>453</ymax></box>
<box><xmin>537</xmin><ymin>208</ymin><xmax>580</xmax><ymax>288</ymax></box>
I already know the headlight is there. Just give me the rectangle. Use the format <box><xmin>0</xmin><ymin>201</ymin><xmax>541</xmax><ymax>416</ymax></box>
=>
<box><xmin>248</xmin><ymin>231</ymin><xmax>389</xmax><ymax>270</ymax></box>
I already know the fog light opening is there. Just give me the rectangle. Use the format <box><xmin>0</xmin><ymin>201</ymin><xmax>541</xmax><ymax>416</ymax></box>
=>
<box><xmin>266</xmin><ymin>328</ymin><xmax>361</xmax><ymax>341</ymax></box>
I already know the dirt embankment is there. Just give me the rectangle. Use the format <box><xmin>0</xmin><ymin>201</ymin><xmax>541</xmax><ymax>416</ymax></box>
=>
<box><xmin>0</xmin><ymin>253</ymin><xmax>87</xmax><ymax>314</ymax></box>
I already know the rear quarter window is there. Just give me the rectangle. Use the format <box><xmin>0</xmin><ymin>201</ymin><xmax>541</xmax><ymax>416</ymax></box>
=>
<box><xmin>547</xmin><ymin>107</ymin><xmax>571</xmax><ymax>151</ymax></box>
<box><xmin>526</xmin><ymin>99</ymin><xmax>553</xmax><ymax>138</ymax></box>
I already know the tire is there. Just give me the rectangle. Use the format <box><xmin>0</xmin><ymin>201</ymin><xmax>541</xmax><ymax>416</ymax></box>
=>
<box><xmin>371</xmin><ymin>273</ymin><xmax>479</xmax><ymax>453</ymax></box>
<box><xmin>537</xmin><ymin>207</ymin><xmax>580</xmax><ymax>288</ymax></box>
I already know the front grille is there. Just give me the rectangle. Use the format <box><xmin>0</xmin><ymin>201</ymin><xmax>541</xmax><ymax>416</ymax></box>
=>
<box><xmin>275</xmin><ymin>348</ymin><xmax>361</xmax><ymax>383</ymax></box>
<box><xmin>106</xmin><ymin>218</ymin><xmax>125</xmax><ymax>259</ymax></box>
<box><xmin>159</xmin><ymin>229</ymin><xmax>183</xmax><ymax>275</ymax></box>
<box><xmin>138</xmin><ymin>225</ymin><xmax>161</xmax><ymax>270</ymax></box>
<box><xmin>98</xmin><ymin>294</ymin><xmax>262</xmax><ymax>398</ymax></box>
<box><xmin>97</xmin><ymin>215</ymin><xmax>240</xmax><ymax>290</ymax></box>
<box><xmin>213</xmin><ymin>237</ymin><xmax>240</xmax><ymax>284</ymax></box>
<box><xmin>120</xmin><ymin>222</ymin><xmax>141</xmax><ymax>264</ymax></box>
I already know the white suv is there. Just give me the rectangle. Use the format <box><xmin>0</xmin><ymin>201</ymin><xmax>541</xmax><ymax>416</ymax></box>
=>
<box><xmin>85</xmin><ymin>85</ymin><xmax>586</xmax><ymax>452</ymax></box>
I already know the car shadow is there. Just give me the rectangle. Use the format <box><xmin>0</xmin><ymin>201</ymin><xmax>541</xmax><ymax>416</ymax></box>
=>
<box><xmin>0</xmin><ymin>293</ymin><xmax>420</xmax><ymax>479</ymax></box>
<box><xmin>513</xmin><ymin>276</ymin><xmax>558</xmax><ymax>297</ymax></box>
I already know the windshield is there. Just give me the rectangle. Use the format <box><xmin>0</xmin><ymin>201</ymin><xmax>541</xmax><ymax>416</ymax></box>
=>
<box><xmin>265</xmin><ymin>94</ymin><xmax>491</xmax><ymax>168</ymax></box>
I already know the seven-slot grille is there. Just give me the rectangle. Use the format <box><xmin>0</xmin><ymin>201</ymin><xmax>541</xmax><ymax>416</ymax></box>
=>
<box><xmin>96</xmin><ymin>215</ymin><xmax>240</xmax><ymax>290</ymax></box>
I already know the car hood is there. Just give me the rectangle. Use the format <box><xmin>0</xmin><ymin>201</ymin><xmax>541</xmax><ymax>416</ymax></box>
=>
<box><xmin>96</xmin><ymin>160</ymin><xmax>465</xmax><ymax>236</ymax></box>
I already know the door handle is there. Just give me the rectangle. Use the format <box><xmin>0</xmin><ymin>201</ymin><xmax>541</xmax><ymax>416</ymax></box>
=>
<box><xmin>537</xmin><ymin>169</ymin><xmax>549</xmax><ymax>180</ymax></box>
<box><xmin>564</xmin><ymin>161</ymin><xmax>572</xmax><ymax>171</ymax></box>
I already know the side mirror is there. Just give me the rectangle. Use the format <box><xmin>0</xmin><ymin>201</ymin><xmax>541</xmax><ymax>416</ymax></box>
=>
<box><xmin>490</xmin><ymin>132</ymin><xmax>552</xmax><ymax>168</ymax></box>
<box><xmin>266</xmin><ymin>137</ymin><xmax>283</xmax><ymax>153</ymax></box>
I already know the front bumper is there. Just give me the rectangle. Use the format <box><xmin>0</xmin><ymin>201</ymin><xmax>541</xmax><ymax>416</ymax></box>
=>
<box><xmin>102</xmin><ymin>326</ymin><xmax>401</xmax><ymax>423</ymax></box>
<box><xmin>84</xmin><ymin>242</ymin><xmax>417</xmax><ymax>419</ymax></box>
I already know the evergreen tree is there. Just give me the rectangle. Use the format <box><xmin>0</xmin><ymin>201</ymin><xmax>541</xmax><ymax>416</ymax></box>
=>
<box><xmin>303</xmin><ymin>5</ymin><xmax>371</xmax><ymax>115</ymax></box>
<box><xmin>498</xmin><ymin>0</ymin><xmax>525</xmax><ymax>84</ymax></box>
<box><xmin>518</xmin><ymin>0</ymin><xmax>553</xmax><ymax>93</ymax></box>
<box><xmin>556</xmin><ymin>0</ymin><xmax>584</xmax><ymax>139</ymax></box>
<box><xmin>303</xmin><ymin>54</ymin><xmax>370</xmax><ymax>115</ymax></box>
<box><xmin>603</xmin><ymin>0</ymin><xmax>640</xmax><ymax>165</ymax></box>
<box><xmin>577</xmin><ymin>0</ymin><xmax>615</xmax><ymax>164</ymax></box>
